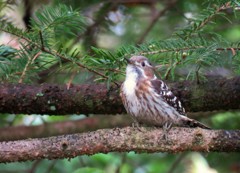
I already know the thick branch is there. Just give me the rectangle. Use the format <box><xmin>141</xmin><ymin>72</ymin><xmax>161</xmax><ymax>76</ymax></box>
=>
<box><xmin>1</xmin><ymin>112</ymin><xmax>215</xmax><ymax>141</ymax></box>
<box><xmin>0</xmin><ymin>77</ymin><xmax>240</xmax><ymax>114</ymax></box>
<box><xmin>0</xmin><ymin>127</ymin><xmax>240</xmax><ymax>163</ymax></box>
<box><xmin>0</xmin><ymin>83</ymin><xmax>123</xmax><ymax>115</ymax></box>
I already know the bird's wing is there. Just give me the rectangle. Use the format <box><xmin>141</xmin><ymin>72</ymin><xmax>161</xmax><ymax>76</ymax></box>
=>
<box><xmin>151</xmin><ymin>79</ymin><xmax>186</xmax><ymax>115</ymax></box>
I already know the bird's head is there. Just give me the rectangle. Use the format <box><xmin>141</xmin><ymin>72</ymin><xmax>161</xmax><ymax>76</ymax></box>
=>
<box><xmin>125</xmin><ymin>56</ymin><xmax>155</xmax><ymax>80</ymax></box>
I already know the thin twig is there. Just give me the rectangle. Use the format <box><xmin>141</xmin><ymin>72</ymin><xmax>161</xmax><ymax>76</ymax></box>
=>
<box><xmin>164</xmin><ymin>60</ymin><xmax>181</xmax><ymax>80</ymax></box>
<box><xmin>72</xmin><ymin>1</ymin><xmax>132</xmax><ymax>51</ymax></box>
<box><xmin>18</xmin><ymin>51</ymin><xmax>41</xmax><ymax>83</ymax></box>
<box><xmin>195</xmin><ymin>2</ymin><xmax>231</xmax><ymax>31</ymax></box>
<box><xmin>137</xmin><ymin>0</ymin><xmax>178</xmax><ymax>44</ymax></box>
<box><xmin>196</xmin><ymin>66</ymin><xmax>201</xmax><ymax>84</ymax></box>
<box><xmin>135</xmin><ymin>46</ymin><xmax>240</xmax><ymax>56</ymax></box>
<box><xmin>66</xmin><ymin>71</ymin><xmax>76</xmax><ymax>90</ymax></box>
<box><xmin>95</xmin><ymin>67</ymin><xmax>124</xmax><ymax>74</ymax></box>
<box><xmin>39</xmin><ymin>30</ymin><xmax>45</xmax><ymax>51</ymax></box>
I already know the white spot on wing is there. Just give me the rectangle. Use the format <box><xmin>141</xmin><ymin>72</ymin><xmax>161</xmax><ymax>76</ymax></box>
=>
<box><xmin>166</xmin><ymin>91</ymin><xmax>171</xmax><ymax>96</ymax></box>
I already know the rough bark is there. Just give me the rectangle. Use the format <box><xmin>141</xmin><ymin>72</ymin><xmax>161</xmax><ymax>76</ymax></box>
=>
<box><xmin>0</xmin><ymin>127</ymin><xmax>240</xmax><ymax>163</ymax></box>
<box><xmin>0</xmin><ymin>115</ymin><xmax>131</xmax><ymax>141</ymax></box>
<box><xmin>0</xmin><ymin>77</ymin><xmax>240</xmax><ymax>115</ymax></box>
<box><xmin>0</xmin><ymin>112</ymin><xmax>216</xmax><ymax>141</ymax></box>
<box><xmin>0</xmin><ymin>83</ymin><xmax>123</xmax><ymax>115</ymax></box>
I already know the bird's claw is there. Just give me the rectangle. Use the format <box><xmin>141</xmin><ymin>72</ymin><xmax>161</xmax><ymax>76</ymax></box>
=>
<box><xmin>132</xmin><ymin>122</ymin><xmax>145</xmax><ymax>132</ymax></box>
<box><xmin>162</xmin><ymin>122</ymin><xmax>172</xmax><ymax>141</ymax></box>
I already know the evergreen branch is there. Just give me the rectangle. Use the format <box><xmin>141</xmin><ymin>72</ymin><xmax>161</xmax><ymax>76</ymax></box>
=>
<box><xmin>136</xmin><ymin>46</ymin><xmax>240</xmax><ymax>56</ymax></box>
<box><xmin>1</xmin><ymin>127</ymin><xmax>240</xmax><ymax>163</ymax></box>
<box><xmin>216</xmin><ymin>47</ymin><xmax>240</xmax><ymax>51</ymax></box>
<box><xmin>1</xmin><ymin>2</ymin><xmax>239</xmax><ymax>84</ymax></box>
<box><xmin>31</xmin><ymin>4</ymin><xmax>86</xmax><ymax>37</ymax></box>
<box><xmin>175</xmin><ymin>2</ymin><xmax>232</xmax><ymax>40</ymax></box>
<box><xmin>192</xmin><ymin>2</ymin><xmax>230</xmax><ymax>32</ymax></box>
<box><xmin>0</xmin><ymin>27</ymin><xmax>119</xmax><ymax>86</ymax></box>
<box><xmin>42</xmin><ymin>49</ymin><xmax>120</xmax><ymax>86</ymax></box>
<box><xmin>0</xmin><ymin>5</ymin><xmax>120</xmax><ymax>85</ymax></box>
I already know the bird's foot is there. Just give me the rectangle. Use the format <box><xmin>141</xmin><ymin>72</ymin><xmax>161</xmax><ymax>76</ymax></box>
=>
<box><xmin>132</xmin><ymin>122</ymin><xmax>145</xmax><ymax>132</ymax></box>
<box><xmin>162</xmin><ymin>122</ymin><xmax>172</xmax><ymax>141</ymax></box>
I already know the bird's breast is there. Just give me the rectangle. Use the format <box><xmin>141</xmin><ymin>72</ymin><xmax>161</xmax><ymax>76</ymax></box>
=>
<box><xmin>122</xmin><ymin>79</ymin><xmax>137</xmax><ymax>96</ymax></box>
<box><xmin>122</xmin><ymin>79</ymin><xmax>141</xmax><ymax>115</ymax></box>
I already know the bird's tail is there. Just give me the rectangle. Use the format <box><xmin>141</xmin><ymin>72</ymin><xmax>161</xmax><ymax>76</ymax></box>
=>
<box><xmin>181</xmin><ymin>116</ymin><xmax>211</xmax><ymax>129</ymax></box>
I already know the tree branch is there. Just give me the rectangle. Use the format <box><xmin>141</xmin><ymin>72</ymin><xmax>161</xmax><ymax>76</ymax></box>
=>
<box><xmin>0</xmin><ymin>77</ymin><xmax>240</xmax><ymax>115</ymax></box>
<box><xmin>1</xmin><ymin>112</ymin><xmax>215</xmax><ymax>141</ymax></box>
<box><xmin>0</xmin><ymin>127</ymin><xmax>239</xmax><ymax>163</ymax></box>
<box><xmin>0</xmin><ymin>115</ymin><xmax>131</xmax><ymax>141</ymax></box>
<box><xmin>138</xmin><ymin>46</ymin><xmax>240</xmax><ymax>56</ymax></box>
<box><xmin>0</xmin><ymin>83</ymin><xmax>123</xmax><ymax>115</ymax></box>
<box><xmin>137</xmin><ymin>0</ymin><xmax>178</xmax><ymax>44</ymax></box>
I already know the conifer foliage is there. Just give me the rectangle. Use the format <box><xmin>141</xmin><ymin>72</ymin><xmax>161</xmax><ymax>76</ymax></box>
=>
<box><xmin>0</xmin><ymin>1</ymin><xmax>239</xmax><ymax>84</ymax></box>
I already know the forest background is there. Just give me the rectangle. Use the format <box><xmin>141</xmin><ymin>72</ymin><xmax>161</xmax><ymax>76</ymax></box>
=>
<box><xmin>0</xmin><ymin>0</ymin><xmax>240</xmax><ymax>173</ymax></box>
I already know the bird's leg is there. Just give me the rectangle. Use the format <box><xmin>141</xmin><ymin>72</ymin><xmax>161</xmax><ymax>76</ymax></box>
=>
<box><xmin>132</xmin><ymin>121</ymin><xmax>140</xmax><ymax>128</ymax></box>
<box><xmin>132</xmin><ymin>121</ymin><xmax>145</xmax><ymax>132</ymax></box>
<box><xmin>162</xmin><ymin>122</ymin><xmax>172</xmax><ymax>141</ymax></box>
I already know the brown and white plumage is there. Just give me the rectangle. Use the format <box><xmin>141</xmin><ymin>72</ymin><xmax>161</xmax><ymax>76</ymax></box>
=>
<box><xmin>120</xmin><ymin>56</ymin><xmax>210</xmax><ymax>129</ymax></box>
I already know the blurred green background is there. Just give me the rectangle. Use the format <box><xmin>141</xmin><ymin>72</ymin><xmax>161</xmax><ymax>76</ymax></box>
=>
<box><xmin>0</xmin><ymin>0</ymin><xmax>240</xmax><ymax>173</ymax></box>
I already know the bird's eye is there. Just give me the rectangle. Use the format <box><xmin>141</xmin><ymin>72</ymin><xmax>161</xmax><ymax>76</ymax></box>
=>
<box><xmin>141</xmin><ymin>62</ymin><xmax>145</xmax><ymax>67</ymax></box>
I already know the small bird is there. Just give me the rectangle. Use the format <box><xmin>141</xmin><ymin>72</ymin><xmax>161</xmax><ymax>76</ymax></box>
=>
<box><xmin>120</xmin><ymin>56</ymin><xmax>210</xmax><ymax>134</ymax></box>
